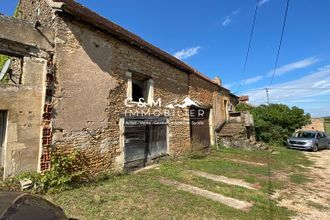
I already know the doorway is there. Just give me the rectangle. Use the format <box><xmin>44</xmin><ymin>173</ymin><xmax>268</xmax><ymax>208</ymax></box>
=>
<box><xmin>224</xmin><ymin>100</ymin><xmax>228</xmax><ymax>120</ymax></box>
<box><xmin>0</xmin><ymin>110</ymin><xmax>8</xmax><ymax>167</ymax></box>
<box><xmin>190</xmin><ymin>107</ymin><xmax>211</xmax><ymax>150</ymax></box>
<box><xmin>124</xmin><ymin>117</ymin><xmax>168</xmax><ymax>169</ymax></box>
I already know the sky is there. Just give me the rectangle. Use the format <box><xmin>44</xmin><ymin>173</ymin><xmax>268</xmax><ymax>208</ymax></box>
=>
<box><xmin>1</xmin><ymin>0</ymin><xmax>329</xmax><ymax>117</ymax></box>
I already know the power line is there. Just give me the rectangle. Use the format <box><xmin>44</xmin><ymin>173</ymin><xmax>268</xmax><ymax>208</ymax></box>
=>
<box><xmin>243</xmin><ymin>87</ymin><xmax>330</xmax><ymax>92</ymax></box>
<box><xmin>236</xmin><ymin>0</ymin><xmax>260</xmax><ymax>94</ymax></box>
<box><xmin>269</xmin><ymin>0</ymin><xmax>291</xmax><ymax>86</ymax></box>
<box><xmin>270</xmin><ymin>87</ymin><xmax>330</xmax><ymax>90</ymax></box>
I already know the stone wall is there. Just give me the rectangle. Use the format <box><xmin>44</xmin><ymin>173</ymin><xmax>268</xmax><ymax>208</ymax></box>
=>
<box><xmin>0</xmin><ymin>58</ymin><xmax>47</xmax><ymax>177</ymax></box>
<box><xmin>51</xmin><ymin>17</ymin><xmax>193</xmax><ymax>172</ymax></box>
<box><xmin>17</xmin><ymin>0</ymin><xmax>55</xmax><ymax>28</ymax></box>
<box><xmin>0</xmin><ymin>16</ymin><xmax>54</xmax><ymax>177</ymax></box>
<box><xmin>12</xmin><ymin>0</ymin><xmax>236</xmax><ymax>175</ymax></box>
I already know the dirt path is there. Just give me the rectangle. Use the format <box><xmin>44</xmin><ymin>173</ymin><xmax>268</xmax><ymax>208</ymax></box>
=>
<box><xmin>189</xmin><ymin>170</ymin><xmax>260</xmax><ymax>190</ymax></box>
<box><xmin>273</xmin><ymin>150</ymin><xmax>330</xmax><ymax>220</ymax></box>
<box><xmin>159</xmin><ymin>178</ymin><xmax>253</xmax><ymax>211</ymax></box>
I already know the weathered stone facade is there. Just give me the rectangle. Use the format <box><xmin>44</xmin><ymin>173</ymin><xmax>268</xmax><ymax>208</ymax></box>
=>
<box><xmin>0</xmin><ymin>15</ymin><xmax>54</xmax><ymax>177</ymax></box>
<box><xmin>0</xmin><ymin>0</ymin><xmax>239</xmax><ymax>177</ymax></box>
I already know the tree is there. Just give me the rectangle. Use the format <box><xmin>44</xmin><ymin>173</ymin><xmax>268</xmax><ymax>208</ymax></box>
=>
<box><xmin>237</xmin><ymin>103</ymin><xmax>311</xmax><ymax>145</ymax></box>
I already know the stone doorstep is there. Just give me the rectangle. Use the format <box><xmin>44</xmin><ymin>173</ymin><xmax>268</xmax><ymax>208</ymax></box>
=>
<box><xmin>189</xmin><ymin>170</ymin><xmax>259</xmax><ymax>190</ymax></box>
<box><xmin>159</xmin><ymin>178</ymin><xmax>253</xmax><ymax>211</ymax></box>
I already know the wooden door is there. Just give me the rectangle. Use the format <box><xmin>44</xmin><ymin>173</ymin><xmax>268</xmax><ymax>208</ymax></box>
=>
<box><xmin>124</xmin><ymin>117</ymin><xmax>167</xmax><ymax>169</ymax></box>
<box><xmin>190</xmin><ymin>107</ymin><xmax>210</xmax><ymax>150</ymax></box>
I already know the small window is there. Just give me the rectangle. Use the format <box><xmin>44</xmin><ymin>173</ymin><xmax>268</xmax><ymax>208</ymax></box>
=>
<box><xmin>132</xmin><ymin>78</ymin><xmax>146</xmax><ymax>102</ymax></box>
<box><xmin>0</xmin><ymin>54</ymin><xmax>23</xmax><ymax>85</ymax></box>
<box><xmin>316</xmin><ymin>133</ymin><xmax>321</xmax><ymax>139</ymax></box>
<box><xmin>131</xmin><ymin>73</ymin><xmax>151</xmax><ymax>102</ymax></box>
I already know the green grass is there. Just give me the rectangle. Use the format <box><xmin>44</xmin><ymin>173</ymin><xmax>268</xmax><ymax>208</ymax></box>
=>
<box><xmin>289</xmin><ymin>174</ymin><xmax>310</xmax><ymax>184</ymax></box>
<box><xmin>325</xmin><ymin>120</ymin><xmax>330</xmax><ymax>135</ymax></box>
<box><xmin>307</xmin><ymin>201</ymin><xmax>330</xmax><ymax>211</ymax></box>
<box><xmin>44</xmin><ymin>147</ymin><xmax>312</xmax><ymax>220</ymax></box>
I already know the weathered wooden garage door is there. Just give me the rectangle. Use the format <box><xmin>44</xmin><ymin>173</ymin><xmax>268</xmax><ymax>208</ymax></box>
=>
<box><xmin>0</xmin><ymin>111</ymin><xmax>7</xmax><ymax>167</ymax></box>
<box><xmin>124</xmin><ymin>117</ymin><xmax>167</xmax><ymax>169</ymax></box>
<box><xmin>190</xmin><ymin>107</ymin><xmax>210</xmax><ymax>150</ymax></box>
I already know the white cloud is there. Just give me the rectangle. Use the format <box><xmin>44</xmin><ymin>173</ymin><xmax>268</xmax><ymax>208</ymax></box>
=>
<box><xmin>258</xmin><ymin>0</ymin><xmax>270</xmax><ymax>6</ymax></box>
<box><xmin>225</xmin><ymin>75</ymin><xmax>263</xmax><ymax>89</ymax></box>
<box><xmin>241</xmin><ymin>75</ymin><xmax>263</xmax><ymax>85</ymax></box>
<box><xmin>222</xmin><ymin>16</ymin><xmax>231</xmax><ymax>26</ymax></box>
<box><xmin>174</xmin><ymin>46</ymin><xmax>201</xmax><ymax>60</ymax></box>
<box><xmin>312</xmin><ymin>80</ymin><xmax>327</xmax><ymax>87</ymax></box>
<box><xmin>232</xmin><ymin>10</ymin><xmax>240</xmax><ymax>15</ymax></box>
<box><xmin>223</xmin><ymin>83</ymin><xmax>235</xmax><ymax>89</ymax></box>
<box><xmin>245</xmin><ymin>65</ymin><xmax>330</xmax><ymax>106</ymax></box>
<box><xmin>221</xmin><ymin>9</ymin><xmax>240</xmax><ymax>27</ymax></box>
<box><xmin>267</xmin><ymin>57</ymin><xmax>320</xmax><ymax>77</ymax></box>
<box><xmin>286</xmin><ymin>99</ymin><xmax>316</xmax><ymax>103</ymax></box>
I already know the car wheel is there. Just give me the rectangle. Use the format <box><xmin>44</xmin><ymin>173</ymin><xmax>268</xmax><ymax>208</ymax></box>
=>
<box><xmin>312</xmin><ymin>144</ymin><xmax>318</xmax><ymax>152</ymax></box>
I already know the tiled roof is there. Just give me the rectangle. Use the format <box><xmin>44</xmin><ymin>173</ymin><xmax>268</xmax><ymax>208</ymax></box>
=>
<box><xmin>238</xmin><ymin>96</ymin><xmax>249</xmax><ymax>101</ymax></box>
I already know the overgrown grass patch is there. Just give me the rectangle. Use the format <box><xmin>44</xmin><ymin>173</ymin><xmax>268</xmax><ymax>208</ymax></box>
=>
<box><xmin>289</xmin><ymin>174</ymin><xmax>310</xmax><ymax>184</ymax></box>
<box><xmin>43</xmin><ymin>147</ymin><xmax>312</xmax><ymax>219</ymax></box>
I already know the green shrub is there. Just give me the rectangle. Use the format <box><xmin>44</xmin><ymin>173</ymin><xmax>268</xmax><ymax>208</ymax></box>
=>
<box><xmin>17</xmin><ymin>150</ymin><xmax>90</xmax><ymax>193</ymax></box>
<box><xmin>0</xmin><ymin>177</ymin><xmax>20</xmax><ymax>191</ymax></box>
<box><xmin>237</xmin><ymin>103</ymin><xmax>311</xmax><ymax>145</ymax></box>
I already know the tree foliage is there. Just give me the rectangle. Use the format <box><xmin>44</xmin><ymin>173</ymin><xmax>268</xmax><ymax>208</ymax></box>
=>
<box><xmin>237</xmin><ymin>103</ymin><xmax>311</xmax><ymax>145</ymax></box>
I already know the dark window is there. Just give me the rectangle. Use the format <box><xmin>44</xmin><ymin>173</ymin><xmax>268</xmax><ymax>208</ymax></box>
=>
<box><xmin>0</xmin><ymin>110</ymin><xmax>8</xmax><ymax>167</ymax></box>
<box><xmin>294</xmin><ymin>132</ymin><xmax>316</xmax><ymax>138</ymax></box>
<box><xmin>132</xmin><ymin>79</ymin><xmax>145</xmax><ymax>102</ymax></box>
<box><xmin>131</xmin><ymin>73</ymin><xmax>149</xmax><ymax>102</ymax></box>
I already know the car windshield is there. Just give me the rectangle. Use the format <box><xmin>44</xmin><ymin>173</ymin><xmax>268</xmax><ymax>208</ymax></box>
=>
<box><xmin>293</xmin><ymin>132</ymin><xmax>316</xmax><ymax>139</ymax></box>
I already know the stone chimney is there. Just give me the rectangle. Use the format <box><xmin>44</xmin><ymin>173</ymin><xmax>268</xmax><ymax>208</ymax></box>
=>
<box><xmin>213</xmin><ymin>76</ymin><xmax>222</xmax><ymax>86</ymax></box>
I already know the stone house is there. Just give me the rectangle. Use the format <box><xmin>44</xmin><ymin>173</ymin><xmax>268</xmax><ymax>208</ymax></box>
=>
<box><xmin>0</xmin><ymin>0</ymin><xmax>238</xmax><ymax>177</ymax></box>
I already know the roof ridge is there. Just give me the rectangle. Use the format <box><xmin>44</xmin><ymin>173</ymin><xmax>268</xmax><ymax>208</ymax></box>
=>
<box><xmin>50</xmin><ymin>0</ymin><xmax>221</xmax><ymax>87</ymax></box>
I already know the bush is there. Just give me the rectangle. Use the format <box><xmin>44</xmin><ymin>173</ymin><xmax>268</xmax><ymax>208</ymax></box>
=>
<box><xmin>237</xmin><ymin>103</ymin><xmax>311</xmax><ymax>145</ymax></box>
<box><xmin>0</xmin><ymin>177</ymin><xmax>20</xmax><ymax>191</ymax></box>
<box><xmin>17</xmin><ymin>150</ymin><xmax>90</xmax><ymax>193</ymax></box>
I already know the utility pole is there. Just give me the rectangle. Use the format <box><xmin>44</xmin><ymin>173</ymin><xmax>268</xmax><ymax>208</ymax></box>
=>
<box><xmin>266</xmin><ymin>88</ymin><xmax>270</xmax><ymax>105</ymax></box>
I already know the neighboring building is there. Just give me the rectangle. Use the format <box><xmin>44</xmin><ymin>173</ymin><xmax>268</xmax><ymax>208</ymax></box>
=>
<box><xmin>0</xmin><ymin>0</ymin><xmax>239</xmax><ymax>177</ymax></box>
<box><xmin>301</xmin><ymin>118</ymin><xmax>325</xmax><ymax>132</ymax></box>
<box><xmin>238</xmin><ymin>96</ymin><xmax>249</xmax><ymax>104</ymax></box>
<box><xmin>229</xmin><ymin>93</ymin><xmax>239</xmax><ymax>112</ymax></box>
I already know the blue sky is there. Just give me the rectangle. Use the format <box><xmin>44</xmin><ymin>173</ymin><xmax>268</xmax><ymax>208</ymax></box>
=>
<box><xmin>1</xmin><ymin>0</ymin><xmax>329</xmax><ymax>116</ymax></box>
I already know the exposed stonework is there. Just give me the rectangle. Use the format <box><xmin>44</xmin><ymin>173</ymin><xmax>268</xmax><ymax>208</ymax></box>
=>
<box><xmin>0</xmin><ymin>16</ymin><xmax>54</xmax><ymax>177</ymax></box>
<box><xmin>51</xmin><ymin>17</ymin><xmax>193</xmax><ymax>172</ymax></box>
<box><xmin>1</xmin><ymin>0</ymin><xmax>240</xmax><ymax>177</ymax></box>
<box><xmin>17</xmin><ymin>0</ymin><xmax>55</xmax><ymax>28</ymax></box>
<box><xmin>217</xmin><ymin>112</ymin><xmax>260</xmax><ymax>150</ymax></box>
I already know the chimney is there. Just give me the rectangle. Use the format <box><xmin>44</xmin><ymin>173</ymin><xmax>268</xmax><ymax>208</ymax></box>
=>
<box><xmin>213</xmin><ymin>76</ymin><xmax>222</xmax><ymax>86</ymax></box>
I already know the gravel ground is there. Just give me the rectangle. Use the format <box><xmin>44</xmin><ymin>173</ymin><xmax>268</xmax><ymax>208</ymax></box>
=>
<box><xmin>273</xmin><ymin>150</ymin><xmax>330</xmax><ymax>220</ymax></box>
